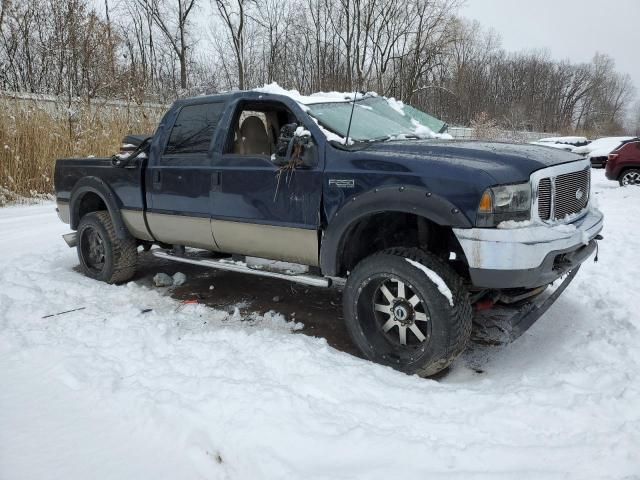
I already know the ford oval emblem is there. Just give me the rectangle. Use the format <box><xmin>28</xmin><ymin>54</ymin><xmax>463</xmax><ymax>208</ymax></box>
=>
<box><xmin>575</xmin><ymin>189</ymin><xmax>584</xmax><ymax>200</ymax></box>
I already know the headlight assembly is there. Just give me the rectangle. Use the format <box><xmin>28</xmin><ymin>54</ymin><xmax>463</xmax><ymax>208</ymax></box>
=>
<box><xmin>476</xmin><ymin>183</ymin><xmax>531</xmax><ymax>227</ymax></box>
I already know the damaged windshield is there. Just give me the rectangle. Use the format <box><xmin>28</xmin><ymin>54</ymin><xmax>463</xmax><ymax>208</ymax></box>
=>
<box><xmin>307</xmin><ymin>97</ymin><xmax>447</xmax><ymax>143</ymax></box>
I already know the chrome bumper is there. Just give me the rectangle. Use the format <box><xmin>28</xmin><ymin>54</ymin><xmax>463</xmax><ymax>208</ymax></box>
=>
<box><xmin>453</xmin><ymin>207</ymin><xmax>604</xmax><ymax>271</ymax></box>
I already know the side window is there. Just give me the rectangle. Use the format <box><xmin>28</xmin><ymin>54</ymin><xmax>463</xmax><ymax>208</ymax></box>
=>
<box><xmin>225</xmin><ymin>105</ymin><xmax>300</xmax><ymax>156</ymax></box>
<box><xmin>165</xmin><ymin>103</ymin><xmax>225</xmax><ymax>155</ymax></box>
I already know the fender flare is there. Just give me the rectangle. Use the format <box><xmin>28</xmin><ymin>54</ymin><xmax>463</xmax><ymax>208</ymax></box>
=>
<box><xmin>319</xmin><ymin>185</ymin><xmax>472</xmax><ymax>276</ymax></box>
<box><xmin>69</xmin><ymin>176</ymin><xmax>129</xmax><ymax>239</ymax></box>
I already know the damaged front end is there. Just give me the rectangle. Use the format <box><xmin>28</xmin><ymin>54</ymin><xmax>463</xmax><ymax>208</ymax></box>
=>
<box><xmin>470</xmin><ymin>267</ymin><xmax>581</xmax><ymax>344</ymax></box>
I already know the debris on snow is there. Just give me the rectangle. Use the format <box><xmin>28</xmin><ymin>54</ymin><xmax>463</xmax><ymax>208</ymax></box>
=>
<box><xmin>172</xmin><ymin>272</ymin><xmax>187</xmax><ymax>286</ymax></box>
<box><xmin>153</xmin><ymin>272</ymin><xmax>173</xmax><ymax>287</ymax></box>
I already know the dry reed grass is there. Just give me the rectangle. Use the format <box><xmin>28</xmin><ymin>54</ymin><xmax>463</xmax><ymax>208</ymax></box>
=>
<box><xmin>0</xmin><ymin>97</ymin><xmax>161</xmax><ymax>205</ymax></box>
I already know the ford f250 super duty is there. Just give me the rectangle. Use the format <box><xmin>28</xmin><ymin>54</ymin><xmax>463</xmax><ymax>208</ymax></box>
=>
<box><xmin>54</xmin><ymin>85</ymin><xmax>604</xmax><ymax>377</ymax></box>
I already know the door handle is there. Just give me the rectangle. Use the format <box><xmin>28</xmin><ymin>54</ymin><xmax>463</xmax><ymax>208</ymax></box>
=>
<box><xmin>153</xmin><ymin>170</ymin><xmax>162</xmax><ymax>186</ymax></box>
<box><xmin>211</xmin><ymin>172</ymin><xmax>221</xmax><ymax>191</ymax></box>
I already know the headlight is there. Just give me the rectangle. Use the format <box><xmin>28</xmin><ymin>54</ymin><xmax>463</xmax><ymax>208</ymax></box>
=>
<box><xmin>476</xmin><ymin>183</ymin><xmax>531</xmax><ymax>227</ymax></box>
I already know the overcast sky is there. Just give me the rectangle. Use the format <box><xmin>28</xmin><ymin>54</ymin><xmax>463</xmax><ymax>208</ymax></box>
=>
<box><xmin>461</xmin><ymin>0</ymin><xmax>640</xmax><ymax>98</ymax></box>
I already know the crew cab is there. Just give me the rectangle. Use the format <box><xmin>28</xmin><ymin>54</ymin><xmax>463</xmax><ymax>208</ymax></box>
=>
<box><xmin>54</xmin><ymin>85</ymin><xmax>604</xmax><ymax>377</ymax></box>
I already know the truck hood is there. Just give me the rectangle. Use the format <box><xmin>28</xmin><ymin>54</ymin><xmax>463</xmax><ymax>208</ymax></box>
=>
<box><xmin>359</xmin><ymin>139</ymin><xmax>584</xmax><ymax>184</ymax></box>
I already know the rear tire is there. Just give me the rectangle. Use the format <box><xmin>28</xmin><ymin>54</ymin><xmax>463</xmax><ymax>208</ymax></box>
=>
<box><xmin>342</xmin><ymin>247</ymin><xmax>472</xmax><ymax>377</ymax></box>
<box><xmin>619</xmin><ymin>169</ymin><xmax>640</xmax><ymax>186</ymax></box>
<box><xmin>77</xmin><ymin>211</ymin><xmax>137</xmax><ymax>284</ymax></box>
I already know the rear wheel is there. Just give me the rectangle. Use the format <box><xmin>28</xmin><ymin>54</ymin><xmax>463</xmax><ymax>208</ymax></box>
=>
<box><xmin>619</xmin><ymin>169</ymin><xmax>640</xmax><ymax>186</ymax></box>
<box><xmin>342</xmin><ymin>248</ymin><xmax>472</xmax><ymax>377</ymax></box>
<box><xmin>77</xmin><ymin>211</ymin><xmax>137</xmax><ymax>284</ymax></box>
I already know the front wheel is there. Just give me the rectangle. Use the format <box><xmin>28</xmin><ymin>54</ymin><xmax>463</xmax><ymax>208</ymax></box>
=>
<box><xmin>619</xmin><ymin>169</ymin><xmax>640</xmax><ymax>186</ymax></box>
<box><xmin>342</xmin><ymin>248</ymin><xmax>472</xmax><ymax>377</ymax></box>
<box><xmin>77</xmin><ymin>211</ymin><xmax>137</xmax><ymax>284</ymax></box>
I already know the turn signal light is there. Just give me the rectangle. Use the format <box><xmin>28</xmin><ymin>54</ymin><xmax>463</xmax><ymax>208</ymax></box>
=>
<box><xmin>478</xmin><ymin>191</ymin><xmax>493</xmax><ymax>213</ymax></box>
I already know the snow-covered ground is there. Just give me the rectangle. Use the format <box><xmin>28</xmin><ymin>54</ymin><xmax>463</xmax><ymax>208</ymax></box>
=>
<box><xmin>1</xmin><ymin>170</ymin><xmax>639</xmax><ymax>479</ymax></box>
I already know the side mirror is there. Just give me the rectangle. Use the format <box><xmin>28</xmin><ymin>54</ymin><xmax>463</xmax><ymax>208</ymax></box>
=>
<box><xmin>273</xmin><ymin>123</ymin><xmax>314</xmax><ymax>167</ymax></box>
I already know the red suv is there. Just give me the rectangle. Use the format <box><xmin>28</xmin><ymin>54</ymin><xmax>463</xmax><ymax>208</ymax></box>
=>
<box><xmin>605</xmin><ymin>138</ymin><xmax>640</xmax><ymax>186</ymax></box>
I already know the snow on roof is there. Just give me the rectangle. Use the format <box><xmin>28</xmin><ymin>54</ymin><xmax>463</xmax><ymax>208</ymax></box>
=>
<box><xmin>572</xmin><ymin>136</ymin><xmax>636</xmax><ymax>158</ymax></box>
<box><xmin>254</xmin><ymin>82</ymin><xmax>367</xmax><ymax>106</ymax></box>
<box><xmin>253</xmin><ymin>82</ymin><xmax>449</xmax><ymax>141</ymax></box>
<box><xmin>537</xmin><ymin>136</ymin><xmax>588</xmax><ymax>145</ymax></box>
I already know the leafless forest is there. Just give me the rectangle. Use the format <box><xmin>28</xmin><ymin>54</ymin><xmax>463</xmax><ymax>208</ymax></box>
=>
<box><xmin>1</xmin><ymin>0</ymin><xmax>636</xmax><ymax>132</ymax></box>
<box><xmin>0</xmin><ymin>0</ymin><xmax>638</xmax><ymax>198</ymax></box>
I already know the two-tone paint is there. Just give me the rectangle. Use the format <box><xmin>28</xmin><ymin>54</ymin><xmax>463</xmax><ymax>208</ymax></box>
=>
<box><xmin>55</xmin><ymin>90</ymin><xmax>596</xmax><ymax>283</ymax></box>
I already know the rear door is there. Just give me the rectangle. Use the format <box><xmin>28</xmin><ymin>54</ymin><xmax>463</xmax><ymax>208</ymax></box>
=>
<box><xmin>146</xmin><ymin>101</ymin><xmax>226</xmax><ymax>249</ymax></box>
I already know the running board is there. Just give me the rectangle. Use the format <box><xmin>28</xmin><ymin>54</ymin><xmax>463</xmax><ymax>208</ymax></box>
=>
<box><xmin>152</xmin><ymin>250</ymin><xmax>331</xmax><ymax>288</ymax></box>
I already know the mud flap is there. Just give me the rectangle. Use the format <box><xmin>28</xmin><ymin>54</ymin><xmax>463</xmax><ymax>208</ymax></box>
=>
<box><xmin>472</xmin><ymin>266</ymin><xmax>580</xmax><ymax>344</ymax></box>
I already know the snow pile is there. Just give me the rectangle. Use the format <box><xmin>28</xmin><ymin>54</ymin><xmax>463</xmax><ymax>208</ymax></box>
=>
<box><xmin>1</xmin><ymin>171</ymin><xmax>640</xmax><ymax>478</ymax></box>
<box><xmin>572</xmin><ymin>136</ymin><xmax>636</xmax><ymax>158</ymax></box>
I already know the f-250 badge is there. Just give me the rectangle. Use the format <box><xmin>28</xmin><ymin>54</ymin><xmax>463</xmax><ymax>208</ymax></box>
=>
<box><xmin>328</xmin><ymin>179</ymin><xmax>355</xmax><ymax>188</ymax></box>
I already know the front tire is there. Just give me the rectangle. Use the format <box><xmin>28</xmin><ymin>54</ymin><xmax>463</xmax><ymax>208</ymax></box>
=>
<box><xmin>342</xmin><ymin>248</ymin><xmax>472</xmax><ymax>377</ymax></box>
<box><xmin>77</xmin><ymin>211</ymin><xmax>137</xmax><ymax>284</ymax></box>
<box><xmin>619</xmin><ymin>169</ymin><xmax>640</xmax><ymax>186</ymax></box>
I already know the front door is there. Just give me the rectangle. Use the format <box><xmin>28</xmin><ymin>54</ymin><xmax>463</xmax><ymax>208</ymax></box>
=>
<box><xmin>209</xmin><ymin>101</ymin><xmax>323</xmax><ymax>265</ymax></box>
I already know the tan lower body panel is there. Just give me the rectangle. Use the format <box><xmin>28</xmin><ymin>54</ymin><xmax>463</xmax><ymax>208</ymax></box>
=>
<box><xmin>212</xmin><ymin>219</ymin><xmax>319</xmax><ymax>266</ymax></box>
<box><xmin>121</xmin><ymin>209</ymin><xmax>154</xmax><ymax>241</ymax></box>
<box><xmin>146</xmin><ymin>212</ymin><xmax>216</xmax><ymax>250</ymax></box>
<box><xmin>56</xmin><ymin>201</ymin><xmax>70</xmax><ymax>224</ymax></box>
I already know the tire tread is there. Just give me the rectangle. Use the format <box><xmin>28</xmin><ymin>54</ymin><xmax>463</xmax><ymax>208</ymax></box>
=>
<box><xmin>370</xmin><ymin>247</ymin><xmax>471</xmax><ymax>377</ymax></box>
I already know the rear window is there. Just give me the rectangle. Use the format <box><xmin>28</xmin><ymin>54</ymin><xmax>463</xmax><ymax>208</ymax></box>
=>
<box><xmin>165</xmin><ymin>103</ymin><xmax>225</xmax><ymax>154</ymax></box>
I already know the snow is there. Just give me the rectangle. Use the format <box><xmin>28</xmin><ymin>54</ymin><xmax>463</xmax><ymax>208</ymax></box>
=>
<box><xmin>530</xmin><ymin>140</ymin><xmax>575</xmax><ymax>150</ymax></box>
<box><xmin>405</xmin><ymin>258</ymin><xmax>454</xmax><ymax>306</ymax></box>
<box><xmin>254</xmin><ymin>82</ymin><xmax>365</xmax><ymax>106</ymax></box>
<box><xmin>1</xmin><ymin>170</ymin><xmax>640</xmax><ymax>478</ymax></box>
<box><xmin>497</xmin><ymin>218</ymin><xmax>538</xmax><ymax>229</ymax></box>
<box><xmin>256</xmin><ymin>82</ymin><xmax>452</xmax><ymax>142</ymax></box>
<box><xmin>537</xmin><ymin>136</ymin><xmax>589</xmax><ymax>144</ymax></box>
<box><xmin>294</xmin><ymin>126</ymin><xmax>311</xmax><ymax>137</ymax></box>
<box><xmin>572</xmin><ymin>136</ymin><xmax>636</xmax><ymax>158</ymax></box>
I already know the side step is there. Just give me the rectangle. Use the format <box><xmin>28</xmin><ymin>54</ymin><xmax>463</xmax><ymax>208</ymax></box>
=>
<box><xmin>152</xmin><ymin>250</ymin><xmax>331</xmax><ymax>288</ymax></box>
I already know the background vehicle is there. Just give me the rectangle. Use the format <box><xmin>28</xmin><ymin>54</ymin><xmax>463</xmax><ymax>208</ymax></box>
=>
<box><xmin>572</xmin><ymin>136</ymin><xmax>637</xmax><ymax>167</ymax></box>
<box><xmin>54</xmin><ymin>87</ymin><xmax>603</xmax><ymax>377</ymax></box>
<box><xmin>530</xmin><ymin>136</ymin><xmax>590</xmax><ymax>152</ymax></box>
<box><xmin>605</xmin><ymin>139</ymin><xmax>640</xmax><ymax>185</ymax></box>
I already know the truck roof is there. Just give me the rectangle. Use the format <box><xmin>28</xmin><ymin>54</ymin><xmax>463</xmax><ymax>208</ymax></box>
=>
<box><xmin>173</xmin><ymin>83</ymin><xmax>364</xmax><ymax>109</ymax></box>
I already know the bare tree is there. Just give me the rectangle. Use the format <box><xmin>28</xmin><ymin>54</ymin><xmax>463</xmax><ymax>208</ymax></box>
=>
<box><xmin>138</xmin><ymin>0</ymin><xmax>198</xmax><ymax>91</ymax></box>
<box><xmin>212</xmin><ymin>0</ymin><xmax>247</xmax><ymax>89</ymax></box>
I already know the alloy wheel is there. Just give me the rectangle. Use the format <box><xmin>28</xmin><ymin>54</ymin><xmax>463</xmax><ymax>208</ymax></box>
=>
<box><xmin>373</xmin><ymin>278</ymin><xmax>430</xmax><ymax>346</ymax></box>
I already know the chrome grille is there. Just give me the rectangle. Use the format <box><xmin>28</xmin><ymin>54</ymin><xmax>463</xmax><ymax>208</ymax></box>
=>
<box><xmin>536</xmin><ymin>166</ymin><xmax>590</xmax><ymax>221</ymax></box>
<box><xmin>538</xmin><ymin>178</ymin><xmax>552</xmax><ymax>220</ymax></box>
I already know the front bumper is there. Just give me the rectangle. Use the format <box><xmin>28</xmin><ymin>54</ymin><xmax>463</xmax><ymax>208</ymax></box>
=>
<box><xmin>453</xmin><ymin>208</ymin><xmax>604</xmax><ymax>289</ymax></box>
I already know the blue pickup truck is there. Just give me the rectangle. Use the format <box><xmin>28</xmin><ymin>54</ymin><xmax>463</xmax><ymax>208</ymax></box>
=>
<box><xmin>54</xmin><ymin>86</ymin><xmax>603</xmax><ymax>377</ymax></box>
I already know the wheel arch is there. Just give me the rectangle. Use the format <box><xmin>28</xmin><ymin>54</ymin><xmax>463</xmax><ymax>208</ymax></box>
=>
<box><xmin>69</xmin><ymin>177</ymin><xmax>129</xmax><ymax>239</ymax></box>
<box><xmin>618</xmin><ymin>166</ymin><xmax>640</xmax><ymax>179</ymax></box>
<box><xmin>320</xmin><ymin>186</ymin><xmax>472</xmax><ymax>277</ymax></box>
